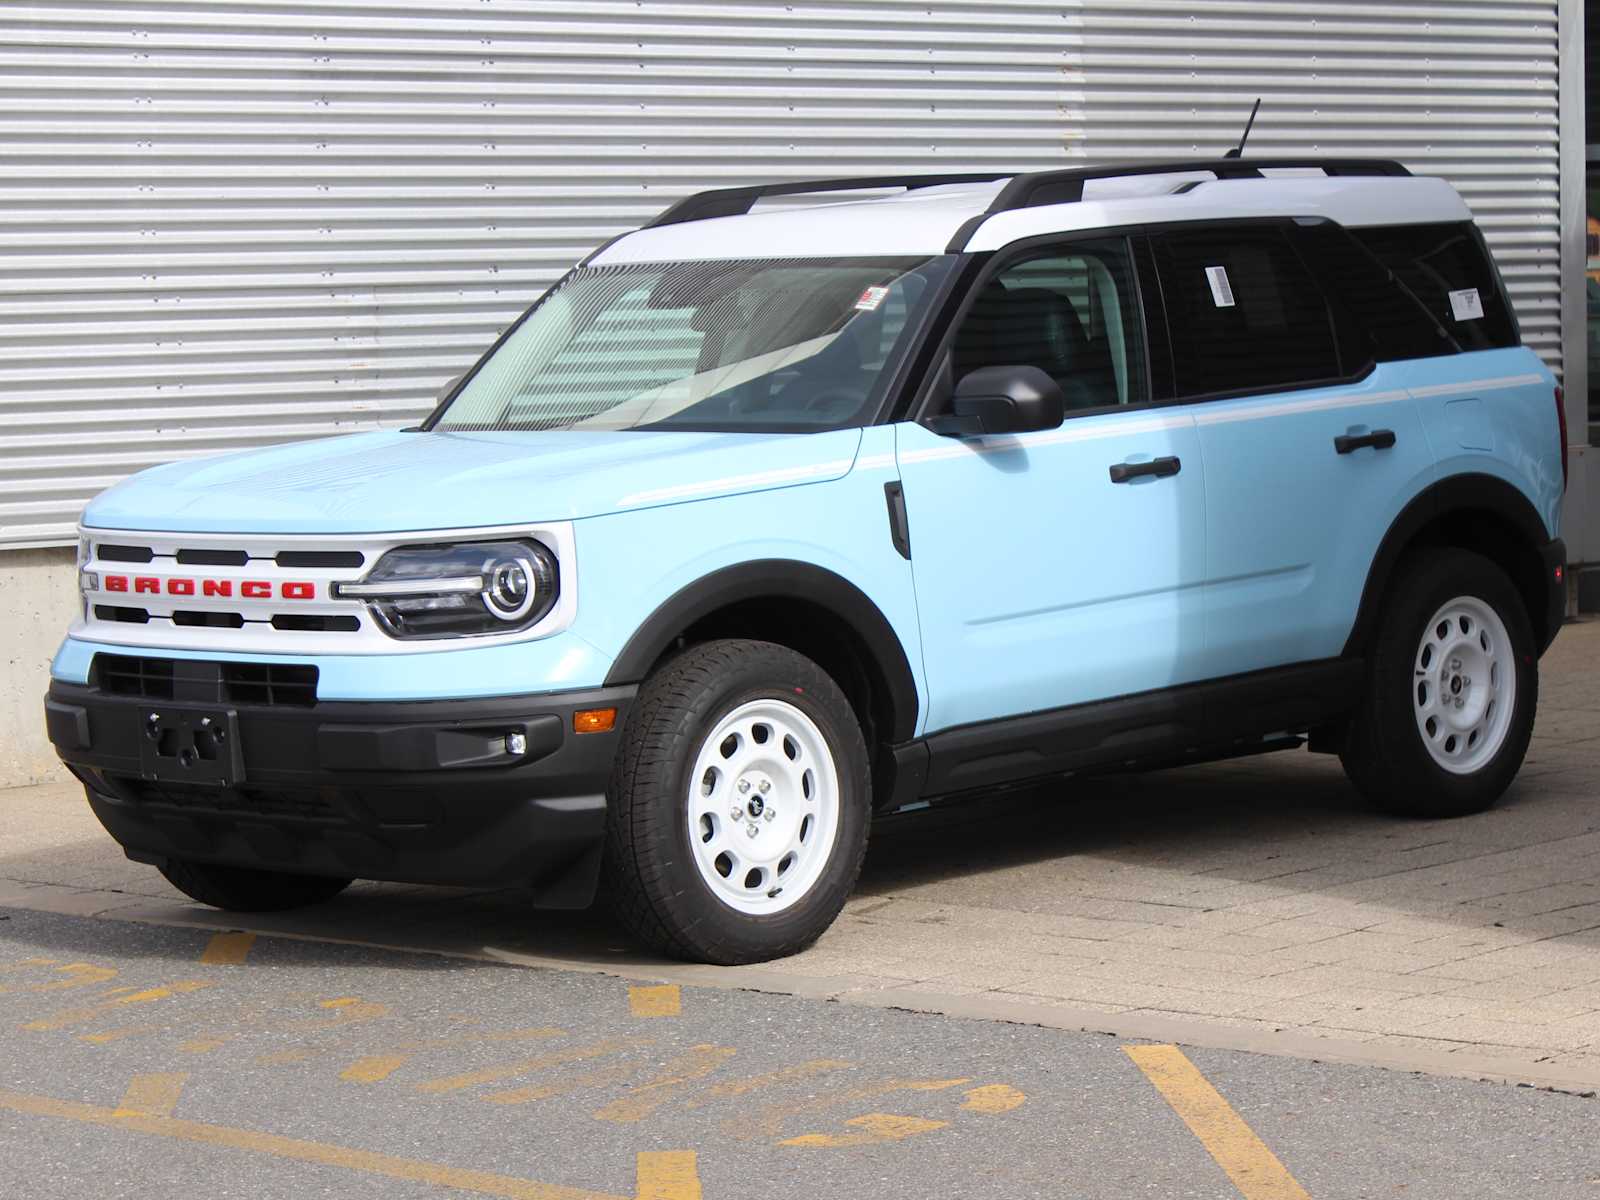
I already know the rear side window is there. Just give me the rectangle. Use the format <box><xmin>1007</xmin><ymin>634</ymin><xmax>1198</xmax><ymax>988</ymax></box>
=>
<box><xmin>1351</xmin><ymin>222</ymin><xmax>1518</xmax><ymax>351</ymax></box>
<box><xmin>1151</xmin><ymin>226</ymin><xmax>1342</xmax><ymax>398</ymax></box>
<box><xmin>1291</xmin><ymin>220</ymin><xmax>1455</xmax><ymax>365</ymax></box>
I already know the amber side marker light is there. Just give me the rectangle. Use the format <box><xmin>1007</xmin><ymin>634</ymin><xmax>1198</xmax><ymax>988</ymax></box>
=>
<box><xmin>574</xmin><ymin>707</ymin><xmax>617</xmax><ymax>734</ymax></box>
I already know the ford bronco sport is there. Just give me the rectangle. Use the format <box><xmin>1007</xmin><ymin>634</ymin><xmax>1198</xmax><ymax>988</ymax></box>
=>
<box><xmin>45</xmin><ymin>159</ymin><xmax>1568</xmax><ymax>964</ymax></box>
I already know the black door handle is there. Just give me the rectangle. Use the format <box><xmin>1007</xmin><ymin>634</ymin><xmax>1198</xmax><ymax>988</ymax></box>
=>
<box><xmin>1334</xmin><ymin>429</ymin><xmax>1396</xmax><ymax>454</ymax></box>
<box><xmin>1109</xmin><ymin>456</ymin><xmax>1181</xmax><ymax>483</ymax></box>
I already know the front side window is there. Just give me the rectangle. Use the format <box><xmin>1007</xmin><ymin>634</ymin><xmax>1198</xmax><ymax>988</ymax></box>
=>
<box><xmin>948</xmin><ymin>238</ymin><xmax>1148</xmax><ymax>411</ymax></box>
<box><xmin>432</xmin><ymin>256</ymin><xmax>954</xmax><ymax>433</ymax></box>
<box><xmin>1153</xmin><ymin>226</ymin><xmax>1342</xmax><ymax>399</ymax></box>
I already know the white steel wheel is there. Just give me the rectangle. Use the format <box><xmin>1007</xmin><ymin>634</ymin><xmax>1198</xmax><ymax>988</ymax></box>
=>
<box><xmin>686</xmin><ymin>697</ymin><xmax>841</xmax><ymax>915</ymax></box>
<box><xmin>1412</xmin><ymin>595</ymin><xmax>1516</xmax><ymax>776</ymax></box>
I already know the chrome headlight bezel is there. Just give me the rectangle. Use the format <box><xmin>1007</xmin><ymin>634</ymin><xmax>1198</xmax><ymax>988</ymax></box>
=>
<box><xmin>335</xmin><ymin>538</ymin><xmax>561</xmax><ymax>641</ymax></box>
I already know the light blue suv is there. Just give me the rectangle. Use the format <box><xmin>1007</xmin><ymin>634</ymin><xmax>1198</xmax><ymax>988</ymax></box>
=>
<box><xmin>45</xmin><ymin>159</ymin><xmax>1568</xmax><ymax>964</ymax></box>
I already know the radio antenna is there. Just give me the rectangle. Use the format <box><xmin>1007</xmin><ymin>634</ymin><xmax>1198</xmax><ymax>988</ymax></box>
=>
<box><xmin>1224</xmin><ymin>98</ymin><xmax>1261</xmax><ymax>159</ymax></box>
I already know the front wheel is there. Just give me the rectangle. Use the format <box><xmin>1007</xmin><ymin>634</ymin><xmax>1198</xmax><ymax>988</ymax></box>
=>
<box><xmin>1341</xmin><ymin>548</ymin><xmax>1538</xmax><ymax>818</ymax></box>
<box><xmin>603</xmin><ymin>639</ymin><xmax>871</xmax><ymax>965</ymax></box>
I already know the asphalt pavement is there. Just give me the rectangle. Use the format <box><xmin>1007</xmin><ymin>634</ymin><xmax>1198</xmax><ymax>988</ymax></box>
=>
<box><xmin>1</xmin><ymin>906</ymin><xmax>1595</xmax><ymax>1199</ymax></box>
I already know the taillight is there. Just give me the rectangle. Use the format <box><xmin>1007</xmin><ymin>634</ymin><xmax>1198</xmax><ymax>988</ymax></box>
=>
<box><xmin>1556</xmin><ymin>385</ymin><xmax>1568</xmax><ymax>491</ymax></box>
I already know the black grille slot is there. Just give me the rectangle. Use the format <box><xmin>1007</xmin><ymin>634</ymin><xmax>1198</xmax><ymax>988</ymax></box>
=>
<box><xmin>277</xmin><ymin>550</ymin><xmax>365</xmax><ymax>568</ymax></box>
<box><xmin>222</xmin><ymin>662</ymin><xmax>319</xmax><ymax>707</ymax></box>
<box><xmin>270</xmin><ymin>613</ymin><xmax>360</xmax><ymax>633</ymax></box>
<box><xmin>176</xmin><ymin>548</ymin><xmax>249</xmax><ymax>566</ymax></box>
<box><xmin>96</xmin><ymin>544</ymin><xmax>154</xmax><ymax>563</ymax></box>
<box><xmin>173</xmin><ymin>610</ymin><xmax>246</xmax><ymax>629</ymax></box>
<box><xmin>96</xmin><ymin>655</ymin><xmax>175</xmax><ymax>699</ymax></box>
<box><xmin>114</xmin><ymin>777</ymin><xmax>340</xmax><ymax>821</ymax></box>
<box><xmin>94</xmin><ymin>655</ymin><xmax>318</xmax><ymax>707</ymax></box>
<box><xmin>95</xmin><ymin>605</ymin><xmax>150</xmax><ymax>624</ymax></box>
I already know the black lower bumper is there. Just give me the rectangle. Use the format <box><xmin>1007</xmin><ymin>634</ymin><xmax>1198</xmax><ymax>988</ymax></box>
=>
<box><xmin>44</xmin><ymin>676</ymin><xmax>634</xmax><ymax>907</ymax></box>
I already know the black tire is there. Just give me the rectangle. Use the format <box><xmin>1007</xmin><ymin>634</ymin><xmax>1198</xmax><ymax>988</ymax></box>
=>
<box><xmin>603</xmin><ymin>639</ymin><xmax>871</xmax><ymax>965</ymax></box>
<box><xmin>158</xmin><ymin>859</ymin><xmax>354</xmax><ymax>912</ymax></box>
<box><xmin>1341</xmin><ymin>547</ymin><xmax>1537</xmax><ymax>818</ymax></box>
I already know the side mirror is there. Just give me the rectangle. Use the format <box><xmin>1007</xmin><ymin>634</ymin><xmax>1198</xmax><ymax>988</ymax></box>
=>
<box><xmin>944</xmin><ymin>365</ymin><xmax>1066</xmax><ymax>437</ymax></box>
<box><xmin>437</xmin><ymin>373</ymin><xmax>465</xmax><ymax>402</ymax></box>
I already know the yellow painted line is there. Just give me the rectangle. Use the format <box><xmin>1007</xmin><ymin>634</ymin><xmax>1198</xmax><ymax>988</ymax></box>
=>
<box><xmin>180</xmin><ymin>1036</ymin><xmax>233</xmax><ymax>1054</ymax></box>
<box><xmin>593</xmin><ymin>1045</ymin><xmax>737</xmax><ymax>1124</ymax></box>
<box><xmin>484</xmin><ymin>1061</ymin><xmax>639</xmax><ymax>1106</ymax></box>
<box><xmin>416</xmin><ymin>1035</ymin><xmax>630</xmax><ymax>1096</ymax></box>
<box><xmin>634</xmin><ymin>1151</ymin><xmax>701</xmax><ymax>1200</ymax></box>
<box><xmin>961</xmin><ymin>1083</ymin><xmax>1026</xmax><ymax>1115</ymax></box>
<box><xmin>731</xmin><ymin>1075</ymin><xmax>971</xmax><ymax>1142</ymax></box>
<box><xmin>281</xmin><ymin>996</ymin><xmax>392</xmax><ymax>1033</ymax></box>
<box><xmin>0</xmin><ymin>1085</ymin><xmax>623</xmax><ymax>1200</ymax></box>
<box><xmin>0</xmin><ymin>962</ymin><xmax>117</xmax><ymax>996</ymax></box>
<box><xmin>1125</xmin><ymin>1045</ymin><xmax>1312</xmax><ymax>1200</ymax></box>
<box><xmin>199</xmin><ymin>932</ymin><xmax>256</xmax><ymax>966</ymax></box>
<box><xmin>342</xmin><ymin>1054</ymin><xmax>413</xmax><ymax>1084</ymax></box>
<box><xmin>80</xmin><ymin>1026</ymin><xmax>156</xmax><ymax>1045</ymax></box>
<box><xmin>628</xmin><ymin>985</ymin><xmax>681</xmax><ymax>1018</ymax></box>
<box><xmin>255</xmin><ymin>1050</ymin><xmax>318</xmax><ymax>1066</ymax></box>
<box><xmin>115</xmin><ymin>1072</ymin><xmax>188</xmax><ymax>1118</ymax></box>
<box><xmin>23</xmin><ymin>979</ymin><xmax>213</xmax><ymax>1031</ymax></box>
<box><xmin>780</xmin><ymin>1112</ymin><xmax>948</xmax><ymax>1148</ymax></box>
<box><xmin>691</xmin><ymin>1059</ymin><xmax>853</xmax><ymax>1106</ymax></box>
<box><xmin>336</xmin><ymin>1027</ymin><xmax>586</xmax><ymax>1088</ymax></box>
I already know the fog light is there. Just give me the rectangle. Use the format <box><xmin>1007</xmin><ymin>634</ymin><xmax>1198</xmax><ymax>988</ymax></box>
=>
<box><xmin>505</xmin><ymin>731</ymin><xmax>528</xmax><ymax>756</ymax></box>
<box><xmin>574</xmin><ymin>708</ymin><xmax>616</xmax><ymax>734</ymax></box>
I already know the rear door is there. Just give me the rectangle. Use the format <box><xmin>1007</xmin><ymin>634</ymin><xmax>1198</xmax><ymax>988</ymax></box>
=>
<box><xmin>1148</xmin><ymin>221</ymin><xmax>1437</xmax><ymax>681</ymax></box>
<box><xmin>895</xmin><ymin>236</ymin><xmax>1208</xmax><ymax>739</ymax></box>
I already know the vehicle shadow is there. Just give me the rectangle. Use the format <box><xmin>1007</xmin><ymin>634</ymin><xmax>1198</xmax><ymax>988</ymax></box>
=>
<box><xmin>6</xmin><ymin>732</ymin><xmax>1597</xmax><ymax>978</ymax></box>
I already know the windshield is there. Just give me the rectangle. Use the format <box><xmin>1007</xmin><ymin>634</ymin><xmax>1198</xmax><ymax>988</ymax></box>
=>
<box><xmin>431</xmin><ymin>256</ymin><xmax>954</xmax><ymax>433</ymax></box>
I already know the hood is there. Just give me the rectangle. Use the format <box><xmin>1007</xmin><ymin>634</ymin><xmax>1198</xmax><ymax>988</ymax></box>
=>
<box><xmin>82</xmin><ymin>427</ymin><xmax>864</xmax><ymax>534</ymax></box>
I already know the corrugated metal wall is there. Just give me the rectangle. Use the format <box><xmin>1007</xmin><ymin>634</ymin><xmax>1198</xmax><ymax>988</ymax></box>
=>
<box><xmin>0</xmin><ymin>0</ymin><xmax>1562</xmax><ymax>547</ymax></box>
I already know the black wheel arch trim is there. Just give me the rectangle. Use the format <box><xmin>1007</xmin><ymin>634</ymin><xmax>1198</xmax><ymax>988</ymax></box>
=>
<box><xmin>602</xmin><ymin>559</ymin><xmax>921</xmax><ymax>743</ymax></box>
<box><xmin>1343</xmin><ymin>472</ymin><xmax>1561</xmax><ymax>658</ymax></box>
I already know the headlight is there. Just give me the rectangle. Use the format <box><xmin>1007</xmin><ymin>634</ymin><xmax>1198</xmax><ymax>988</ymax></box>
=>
<box><xmin>335</xmin><ymin>540</ymin><xmax>559</xmax><ymax>640</ymax></box>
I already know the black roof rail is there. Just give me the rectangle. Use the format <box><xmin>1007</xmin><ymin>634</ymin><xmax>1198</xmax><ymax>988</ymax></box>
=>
<box><xmin>945</xmin><ymin>157</ymin><xmax>1412</xmax><ymax>251</ymax></box>
<box><xmin>633</xmin><ymin>157</ymin><xmax>1412</xmax><ymax>247</ymax></box>
<box><xmin>643</xmin><ymin>172</ymin><xmax>1015</xmax><ymax>228</ymax></box>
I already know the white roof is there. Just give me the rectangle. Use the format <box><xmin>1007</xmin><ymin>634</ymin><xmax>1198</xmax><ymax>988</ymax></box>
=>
<box><xmin>590</xmin><ymin>170</ymin><xmax>1471</xmax><ymax>266</ymax></box>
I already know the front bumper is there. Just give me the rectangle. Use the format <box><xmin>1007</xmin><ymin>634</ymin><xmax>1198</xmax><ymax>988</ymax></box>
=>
<box><xmin>44</xmin><ymin>673</ymin><xmax>634</xmax><ymax>907</ymax></box>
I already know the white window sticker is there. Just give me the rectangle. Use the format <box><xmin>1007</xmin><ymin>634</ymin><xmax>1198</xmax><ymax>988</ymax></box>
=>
<box><xmin>854</xmin><ymin>285</ymin><xmax>890</xmax><ymax>312</ymax></box>
<box><xmin>1204</xmin><ymin>265</ymin><xmax>1235</xmax><ymax>308</ymax></box>
<box><xmin>1448</xmin><ymin>287</ymin><xmax>1484</xmax><ymax>322</ymax></box>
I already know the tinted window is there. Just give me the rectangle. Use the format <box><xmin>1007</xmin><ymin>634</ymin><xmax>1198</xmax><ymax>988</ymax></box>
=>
<box><xmin>1292</xmin><ymin>221</ymin><xmax>1454</xmax><ymax>364</ymax></box>
<box><xmin>1152</xmin><ymin>227</ymin><xmax>1342</xmax><ymax>398</ymax></box>
<box><xmin>950</xmin><ymin>238</ymin><xmax>1146</xmax><ymax>411</ymax></box>
<box><xmin>1352</xmin><ymin>222</ymin><xmax>1518</xmax><ymax>351</ymax></box>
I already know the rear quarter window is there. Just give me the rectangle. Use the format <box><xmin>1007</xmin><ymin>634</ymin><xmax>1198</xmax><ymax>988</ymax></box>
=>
<box><xmin>1291</xmin><ymin>220</ymin><xmax>1456</xmax><ymax>366</ymax></box>
<box><xmin>1350</xmin><ymin>222</ymin><xmax>1519</xmax><ymax>352</ymax></box>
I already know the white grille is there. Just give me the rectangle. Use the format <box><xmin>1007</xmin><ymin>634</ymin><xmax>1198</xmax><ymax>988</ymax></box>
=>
<box><xmin>76</xmin><ymin>523</ymin><xmax>577</xmax><ymax>655</ymax></box>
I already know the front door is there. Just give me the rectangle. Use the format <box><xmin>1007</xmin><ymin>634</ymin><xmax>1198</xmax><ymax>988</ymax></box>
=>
<box><xmin>895</xmin><ymin>237</ymin><xmax>1207</xmax><ymax>741</ymax></box>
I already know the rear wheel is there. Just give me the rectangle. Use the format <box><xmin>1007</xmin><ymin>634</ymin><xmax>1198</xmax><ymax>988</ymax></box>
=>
<box><xmin>1341</xmin><ymin>548</ymin><xmax>1537</xmax><ymax>818</ymax></box>
<box><xmin>158</xmin><ymin>859</ymin><xmax>353</xmax><ymax>912</ymax></box>
<box><xmin>603</xmin><ymin>639</ymin><xmax>870</xmax><ymax>965</ymax></box>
